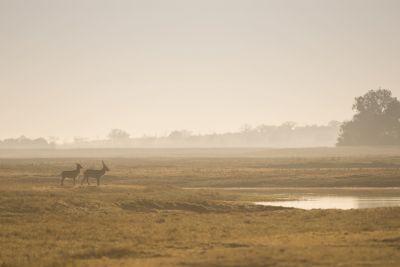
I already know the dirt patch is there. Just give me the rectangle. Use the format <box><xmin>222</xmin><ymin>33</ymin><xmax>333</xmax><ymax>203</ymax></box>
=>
<box><xmin>72</xmin><ymin>248</ymin><xmax>162</xmax><ymax>259</ymax></box>
<box><xmin>118</xmin><ymin>199</ymin><xmax>282</xmax><ymax>213</ymax></box>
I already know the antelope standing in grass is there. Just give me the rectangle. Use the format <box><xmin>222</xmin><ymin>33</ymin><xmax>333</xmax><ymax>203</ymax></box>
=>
<box><xmin>81</xmin><ymin>161</ymin><xmax>110</xmax><ymax>186</ymax></box>
<box><xmin>61</xmin><ymin>163</ymin><xmax>83</xmax><ymax>186</ymax></box>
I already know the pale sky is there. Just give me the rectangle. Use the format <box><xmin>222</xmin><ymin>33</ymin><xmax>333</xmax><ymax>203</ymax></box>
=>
<box><xmin>1</xmin><ymin>0</ymin><xmax>400</xmax><ymax>140</ymax></box>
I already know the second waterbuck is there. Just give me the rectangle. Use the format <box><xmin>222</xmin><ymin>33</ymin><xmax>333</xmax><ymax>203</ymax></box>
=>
<box><xmin>81</xmin><ymin>161</ymin><xmax>110</xmax><ymax>186</ymax></box>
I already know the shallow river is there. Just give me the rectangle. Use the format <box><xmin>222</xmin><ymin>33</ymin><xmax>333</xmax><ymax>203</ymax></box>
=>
<box><xmin>255</xmin><ymin>196</ymin><xmax>400</xmax><ymax>210</ymax></box>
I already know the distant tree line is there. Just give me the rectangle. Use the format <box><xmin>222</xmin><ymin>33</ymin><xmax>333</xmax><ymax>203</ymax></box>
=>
<box><xmin>63</xmin><ymin>123</ymin><xmax>340</xmax><ymax>148</ymax></box>
<box><xmin>8</xmin><ymin>88</ymin><xmax>398</xmax><ymax>149</ymax></box>
<box><xmin>0</xmin><ymin>136</ymin><xmax>55</xmax><ymax>149</ymax></box>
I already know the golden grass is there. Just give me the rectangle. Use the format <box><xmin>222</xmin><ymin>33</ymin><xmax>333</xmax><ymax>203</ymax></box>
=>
<box><xmin>1</xmin><ymin>157</ymin><xmax>400</xmax><ymax>266</ymax></box>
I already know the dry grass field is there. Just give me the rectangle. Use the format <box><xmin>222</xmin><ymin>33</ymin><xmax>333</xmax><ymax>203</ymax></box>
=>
<box><xmin>1</xmin><ymin>151</ymin><xmax>400</xmax><ymax>266</ymax></box>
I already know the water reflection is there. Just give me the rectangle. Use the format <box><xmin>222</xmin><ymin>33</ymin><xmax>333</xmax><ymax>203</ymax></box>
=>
<box><xmin>255</xmin><ymin>196</ymin><xmax>400</xmax><ymax>210</ymax></box>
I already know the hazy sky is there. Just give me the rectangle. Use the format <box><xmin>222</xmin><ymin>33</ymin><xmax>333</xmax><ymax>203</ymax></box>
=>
<box><xmin>1</xmin><ymin>0</ymin><xmax>400</xmax><ymax>140</ymax></box>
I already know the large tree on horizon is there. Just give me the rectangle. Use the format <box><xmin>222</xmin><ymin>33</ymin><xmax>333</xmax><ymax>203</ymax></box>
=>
<box><xmin>337</xmin><ymin>89</ymin><xmax>400</xmax><ymax>146</ymax></box>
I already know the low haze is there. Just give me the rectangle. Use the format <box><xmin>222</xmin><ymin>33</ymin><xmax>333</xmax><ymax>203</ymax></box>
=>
<box><xmin>1</xmin><ymin>0</ymin><xmax>400</xmax><ymax>140</ymax></box>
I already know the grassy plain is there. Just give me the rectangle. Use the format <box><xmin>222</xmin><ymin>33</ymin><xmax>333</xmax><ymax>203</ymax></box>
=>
<box><xmin>1</xmin><ymin>149</ymin><xmax>400</xmax><ymax>266</ymax></box>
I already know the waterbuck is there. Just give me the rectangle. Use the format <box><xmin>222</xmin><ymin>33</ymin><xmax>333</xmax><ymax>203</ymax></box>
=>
<box><xmin>61</xmin><ymin>163</ymin><xmax>83</xmax><ymax>186</ymax></box>
<box><xmin>81</xmin><ymin>161</ymin><xmax>110</xmax><ymax>186</ymax></box>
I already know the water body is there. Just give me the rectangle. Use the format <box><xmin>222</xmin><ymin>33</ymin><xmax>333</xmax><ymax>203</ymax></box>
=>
<box><xmin>255</xmin><ymin>196</ymin><xmax>400</xmax><ymax>210</ymax></box>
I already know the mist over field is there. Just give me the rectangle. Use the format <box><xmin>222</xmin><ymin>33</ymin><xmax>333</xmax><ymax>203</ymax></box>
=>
<box><xmin>0</xmin><ymin>121</ymin><xmax>340</xmax><ymax>149</ymax></box>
